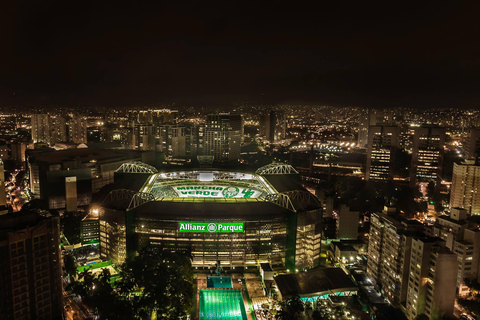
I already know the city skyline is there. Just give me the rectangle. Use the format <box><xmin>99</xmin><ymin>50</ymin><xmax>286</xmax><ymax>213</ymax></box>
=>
<box><xmin>3</xmin><ymin>2</ymin><xmax>480</xmax><ymax>320</ymax></box>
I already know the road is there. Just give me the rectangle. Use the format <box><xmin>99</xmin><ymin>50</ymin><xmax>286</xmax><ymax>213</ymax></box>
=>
<box><xmin>63</xmin><ymin>277</ymin><xmax>93</xmax><ymax>320</ymax></box>
<box><xmin>64</xmin><ymin>294</ymin><xmax>92</xmax><ymax>320</ymax></box>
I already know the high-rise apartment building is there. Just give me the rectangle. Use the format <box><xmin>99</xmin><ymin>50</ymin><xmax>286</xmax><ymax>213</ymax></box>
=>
<box><xmin>453</xmin><ymin>228</ymin><xmax>480</xmax><ymax>296</ymax></box>
<box><xmin>133</xmin><ymin>123</ymin><xmax>156</xmax><ymax>151</ymax></box>
<box><xmin>464</xmin><ymin>128</ymin><xmax>480</xmax><ymax>165</ymax></box>
<box><xmin>0</xmin><ymin>159</ymin><xmax>7</xmax><ymax>211</ymax></box>
<box><xmin>450</xmin><ymin>161</ymin><xmax>480</xmax><ymax>215</ymax></box>
<box><xmin>433</xmin><ymin>208</ymin><xmax>480</xmax><ymax>295</ymax></box>
<box><xmin>204</xmin><ymin>114</ymin><xmax>243</xmax><ymax>162</ymax></box>
<box><xmin>68</xmin><ymin>114</ymin><xmax>88</xmax><ymax>144</ymax></box>
<box><xmin>31</xmin><ymin>114</ymin><xmax>51</xmax><ymax>144</ymax></box>
<box><xmin>260</xmin><ymin>111</ymin><xmax>286</xmax><ymax>143</ymax></box>
<box><xmin>0</xmin><ymin>211</ymin><xmax>63</xmax><ymax>319</ymax></box>
<box><xmin>410</xmin><ymin>127</ymin><xmax>446</xmax><ymax>187</ymax></box>
<box><xmin>405</xmin><ymin>238</ymin><xmax>457</xmax><ymax>320</ymax></box>
<box><xmin>367</xmin><ymin>209</ymin><xmax>424</xmax><ymax>306</ymax></box>
<box><xmin>365</xmin><ymin>126</ymin><xmax>399</xmax><ymax>181</ymax></box>
<box><xmin>0</xmin><ymin>141</ymin><xmax>9</xmax><ymax>161</ymax></box>
<box><xmin>10</xmin><ymin>141</ymin><xmax>28</xmax><ymax>164</ymax></box>
<box><xmin>156</xmin><ymin>125</ymin><xmax>189</xmax><ymax>157</ymax></box>
<box><xmin>31</xmin><ymin>114</ymin><xmax>67</xmax><ymax>145</ymax></box>
<box><xmin>137</xmin><ymin>109</ymin><xmax>177</xmax><ymax>125</ymax></box>
<box><xmin>49</xmin><ymin>116</ymin><xmax>67</xmax><ymax>143</ymax></box>
<box><xmin>171</xmin><ymin>127</ymin><xmax>186</xmax><ymax>157</ymax></box>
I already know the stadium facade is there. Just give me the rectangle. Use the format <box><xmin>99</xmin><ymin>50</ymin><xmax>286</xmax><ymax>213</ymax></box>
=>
<box><xmin>91</xmin><ymin>162</ymin><xmax>322</xmax><ymax>271</ymax></box>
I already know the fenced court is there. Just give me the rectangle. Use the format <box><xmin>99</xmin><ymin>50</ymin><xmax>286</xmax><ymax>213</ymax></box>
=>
<box><xmin>199</xmin><ymin>289</ymin><xmax>247</xmax><ymax>320</ymax></box>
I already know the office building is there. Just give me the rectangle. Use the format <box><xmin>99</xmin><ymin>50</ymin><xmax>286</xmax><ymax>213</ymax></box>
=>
<box><xmin>0</xmin><ymin>211</ymin><xmax>63</xmax><ymax>319</ymax></box>
<box><xmin>450</xmin><ymin>161</ymin><xmax>480</xmax><ymax>215</ymax></box>
<box><xmin>410</xmin><ymin>127</ymin><xmax>445</xmax><ymax>187</ymax></box>
<box><xmin>27</xmin><ymin>148</ymin><xmax>142</xmax><ymax>209</ymax></box>
<box><xmin>81</xmin><ymin>214</ymin><xmax>100</xmax><ymax>245</ymax></box>
<box><xmin>204</xmin><ymin>114</ymin><xmax>243</xmax><ymax>162</ymax></box>
<box><xmin>357</xmin><ymin>110</ymin><xmax>392</xmax><ymax>147</ymax></box>
<box><xmin>365</xmin><ymin>125</ymin><xmax>399</xmax><ymax>181</ymax></box>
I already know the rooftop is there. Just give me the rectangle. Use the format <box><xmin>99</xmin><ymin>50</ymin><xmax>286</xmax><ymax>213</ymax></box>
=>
<box><xmin>275</xmin><ymin>268</ymin><xmax>358</xmax><ymax>299</ymax></box>
<box><xmin>31</xmin><ymin>148</ymin><xmax>142</xmax><ymax>164</ymax></box>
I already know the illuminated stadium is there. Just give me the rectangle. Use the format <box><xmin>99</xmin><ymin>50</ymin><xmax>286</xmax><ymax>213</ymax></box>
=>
<box><xmin>94</xmin><ymin>162</ymin><xmax>322</xmax><ymax>271</ymax></box>
<box><xmin>141</xmin><ymin>171</ymin><xmax>277</xmax><ymax>199</ymax></box>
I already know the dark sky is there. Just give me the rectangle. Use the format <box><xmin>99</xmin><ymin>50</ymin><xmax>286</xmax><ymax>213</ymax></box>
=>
<box><xmin>1</xmin><ymin>1</ymin><xmax>480</xmax><ymax>108</ymax></box>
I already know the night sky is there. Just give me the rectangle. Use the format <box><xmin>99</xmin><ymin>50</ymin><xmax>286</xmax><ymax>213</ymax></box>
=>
<box><xmin>1</xmin><ymin>1</ymin><xmax>480</xmax><ymax>108</ymax></box>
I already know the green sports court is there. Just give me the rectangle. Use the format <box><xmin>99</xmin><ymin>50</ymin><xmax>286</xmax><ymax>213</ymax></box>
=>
<box><xmin>199</xmin><ymin>289</ymin><xmax>247</xmax><ymax>320</ymax></box>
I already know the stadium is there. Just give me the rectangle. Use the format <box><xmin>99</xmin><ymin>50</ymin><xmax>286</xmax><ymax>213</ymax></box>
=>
<box><xmin>92</xmin><ymin>162</ymin><xmax>322</xmax><ymax>271</ymax></box>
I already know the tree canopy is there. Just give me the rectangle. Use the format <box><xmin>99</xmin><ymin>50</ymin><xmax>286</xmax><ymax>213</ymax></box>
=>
<box><xmin>67</xmin><ymin>246</ymin><xmax>194</xmax><ymax>320</ymax></box>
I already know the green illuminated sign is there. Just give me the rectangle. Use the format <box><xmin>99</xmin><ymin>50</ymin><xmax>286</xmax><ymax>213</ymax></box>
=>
<box><xmin>178</xmin><ymin>222</ymin><xmax>244</xmax><ymax>233</ymax></box>
<box><xmin>174</xmin><ymin>185</ymin><xmax>259</xmax><ymax>198</ymax></box>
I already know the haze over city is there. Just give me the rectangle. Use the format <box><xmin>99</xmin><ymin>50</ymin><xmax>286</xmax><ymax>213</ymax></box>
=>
<box><xmin>2</xmin><ymin>1</ymin><xmax>480</xmax><ymax>107</ymax></box>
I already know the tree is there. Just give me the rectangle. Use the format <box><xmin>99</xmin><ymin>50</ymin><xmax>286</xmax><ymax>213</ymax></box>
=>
<box><xmin>277</xmin><ymin>295</ymin><xmax>305</xmax><ymax>320</ymax></box>
<box><xmin>115</xmin><ymin>246</ymin><xmax>194</xmax><ymax>319</ymax></box>
<box><xmin>312</xmin><ymin>309</ymin><xmax>324</xmax><ymax>320</ymax></box>
<box><xmin>64</xmin><ymin>253</ymin><xmax>77</xmax><ymax>278</ymax></box>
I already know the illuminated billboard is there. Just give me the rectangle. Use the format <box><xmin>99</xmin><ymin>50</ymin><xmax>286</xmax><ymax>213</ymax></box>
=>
<box><xmin>178</xmin><ymin>222</ymin><xmax>244</xmax><ymax>233</ymax></box>
<box><xmin>174</xmin><ymin>185</ymin><xmax>262</xmax><ymax>198</ymax></box>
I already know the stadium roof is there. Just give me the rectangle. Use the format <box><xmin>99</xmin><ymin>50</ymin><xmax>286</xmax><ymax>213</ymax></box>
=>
<box><xmin>102</xmin><ymin>168</ymin><xmax>321</xmax><ymax>213</ymax></box>
<box><xmin>262</xmin><ymin>174</ymin><xmax>306</xmax><ymax>193</ymax></box>
<box><xmin>112</xmin><ymin>172</ymin><xmax>151</xmax><ymax>192</ymax></box>
<box><xmin>275</xmin><ymin>268</ymin><xmax>358</xmax><ymax>299</ymax></box>
<box><xmin>116</xmin><ymin>161</ymin><xmax>158</xmax><ymax>174</ymax></box>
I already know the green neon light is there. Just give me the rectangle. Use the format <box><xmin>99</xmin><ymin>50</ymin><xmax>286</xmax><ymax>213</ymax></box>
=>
<box><xmin>178</xmin><ymin>222</ymin><xmax>244</xmax><ymax>233</ymax></box>
<box><xmin>174</xmin><ymin>185</ymin><xmax>258</xmax><ymax>198</ymax></box>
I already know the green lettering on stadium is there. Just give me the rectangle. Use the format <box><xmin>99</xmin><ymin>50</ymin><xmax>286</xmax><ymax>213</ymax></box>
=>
<box><xmin>178</xmin><ymin>222</ymin><xmax>244</xmax><ymax>233</ymax></box>
<box><xmin>174</xmin><ymin>185</ymin><xmax>257</xmax><ymax>198</ymax></box>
